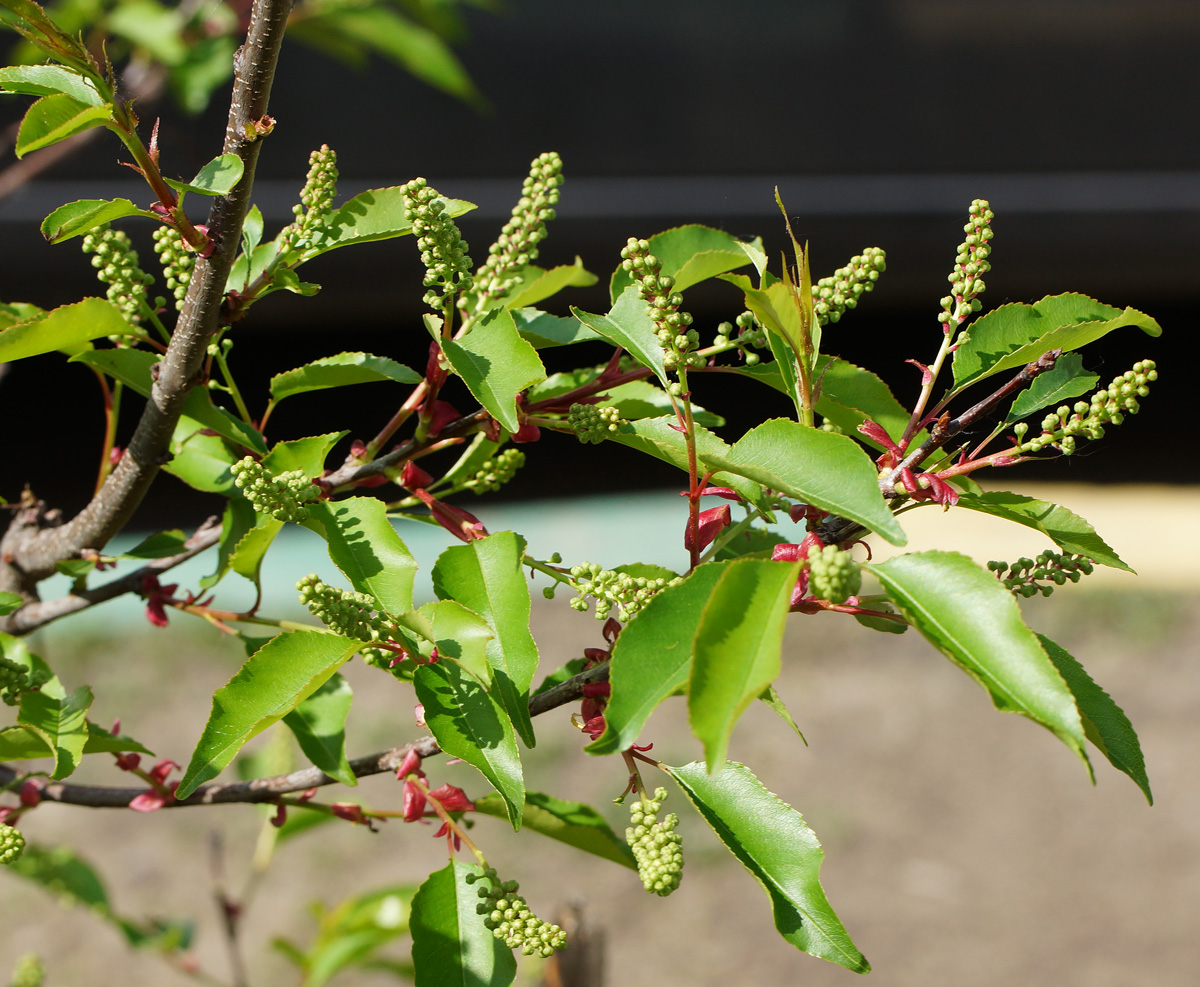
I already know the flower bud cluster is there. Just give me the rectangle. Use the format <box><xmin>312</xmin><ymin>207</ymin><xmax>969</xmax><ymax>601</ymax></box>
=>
<box><xmin>462</xmin><ymin>448</ymin><xmax>526</xmax><ymax>494</ymax></box>
<box><xmin>626</xmin><ymin>787</ymin><xmax>683</xmax><ymax>896</ymax></box>
<box><xmin>402</xmin><ymin>178</ymin><xmax>473</xmax><ymax>309</ymax></box>
<box><xmin>8</xmin><ymin>953</ymin><xmax>43</xmax><ymax>987</ymax></box>
<box><xmin>620</xmin><ymin>238</ymin><xmax>700</xmax><ymax>374</ymax></box>
<box><xmin>1013</xmin><ymin>360</ymin><xmax>1157</xmax><ymax>455</ymax></box>
<box><xmin>230</xmin><ymin>457</ymin><xmax>320</xmax><ymax>522</ymax></box>
<box><xmin>286</xmin><ymin>144</ymin><xmax>339</xmax><ymax>249</ymax></box>
<box><xmin>939</xmin><ymin>200</ymin><xmax>993</xmax><ymax>331</ymax></box>
<box><xmin>567</xmin><ymin>403</ymin><xmax>623</xmax><ymax>444</ymax></box>
<box><xmin>712</xmin><ymin>311</ymin><xmax>768</xmax><ymax>366</ymax></box>
<box><xmin>806</xmin><ymin>544</ymin><xmax>861</xmax><ymax>604</ymax></box>
<box><xmin>813</xmin><ymin>247</ymin><xmax>886</xmax><ymax>325</ymax></box>
<box><xmin>466</xmin><ymin>866</ymin><xmax>568</xmax><ymax>958</ymax></box>
<box><xmin>81</xmin><ymin>227</ymin><xmax>153</xmax><ymax>326</ymax></box>
<box><xmin>0</xmin><ymin>822</ymin><xmax>25</xmax><ymax>865</ymax></box>
<box><xmin>988</xmin><ymin>550</ymin><xmax>1094</xmax><ymax>598</ymax></box>
<box><xmin>0</xmin><ymin>655</ymin><xmax>31</xmax><ymax>707</ymax></box>
<box><xmin>296</xmin><ymin>574</ymin><xmax>398</xmax><ymax>666</ymax></box>
<box><xmin>474</xmin><ymin>151</ymin><xmax>563</xmax><ymax>303</ymax></box>
<box><xmin>568</xmin><ymin>563</ymin><xmax>682</xmax><ymax>621</ymax></box>
<box><xmin>151</xmin><ymin>225</ymin><xmax>195</xmax><ymax>311</ymax></box>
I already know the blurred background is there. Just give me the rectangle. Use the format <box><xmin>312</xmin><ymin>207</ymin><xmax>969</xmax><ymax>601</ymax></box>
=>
<box><xmin>1</xmin><ymin>1</ymin><xmax>1198</xmax><ymax>985</ymax></box>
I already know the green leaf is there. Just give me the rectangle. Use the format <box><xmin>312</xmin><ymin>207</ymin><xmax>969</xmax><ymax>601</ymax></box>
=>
<box><xmin>304</xmin><ymin>187</ymin><xmax>474</xmax><ymax>256</ymax></box>
<box><xmin>441</xmin><ymin>308</ymin><xmax>546</xmax><ymax>432</ymax></box>
<box><xmin>722</xmin><ymin>273</ymin><xmax>807</xmax><ymax>367</ymax></box>
<box><xmin>870</xmin><ymin>551</ymin><xmax>1088</xmax><ymax>767</ymax></box>
<box><xmin>199</xmin><ymin>498</ymin><xmax>256</xmax><ymax>589</ymax></box>
<box><xmin>0</xmin><ymin>298</ymin><xmax>133</xmax><ymax>361</ymax></box>
<box><xmin>269</xmin><ymin>352</ymin><xmax>421</xmax><ymax>405</ymax></box>
<box><xmin>688</xmin><ymin>559</ymin><xmax>801</xmax><ymax>769</ymax></box>
<box><xmin>304</xmin><ymin>498</ymin><xmax>418</xmax><ymax>616</ymax></box>
<box><xmin>572</xmin><ymin>285</ymin><xmax>668</xmax><ymax>386</ymax></box>
<box><xmin>0</xmin><ymin>64</ymin><xmax>102</xmax><ymax>103</ymax></box>
<box><xmin>395</xmin><ymin>600</ymin><xmax>494</xmax><ymax>685</ymax></box>
<box><xmin>164</xmin><ymin>423</ymin><xmax>238</xmax><ymax>493</ymax></box>
<box><xmin>15</xmin><ymin>92</ymin><xmax>111</xmax><ymax>156</ymax></box>
<box><xmin>955</xmin><ymin>491</ymin><xmax>1131</xmax><ymax>572</ymax></box>
<box><xmin>432</xmin><ymin>532</ymin><xmax>540</xmax><ymax>748</ymax></box>
<box><xmin>668</xmin><ymin>761</ymin><xmax>869</xmax><ymax>973</ymax></box>
<box><xmin>1038</xmin><ymin>634</ymin><xmax>1152</xmax><ymax>804</ymax></box>
<box><xmin>229</xmin><ymin>517</ymin><xmax>284</xmax><ymax>586</ymax></box>
<box><xmin>758</xmin><ymin>684</ymin><xmax>807</xmax><ymax>742</ymax></box>
<box><xmin>0</xmin><ymin>591</ymin><xmax>23</xmax><ymax>616</ymax></box>
<box><xmin>702</xmin><ymin>418</ymin><xmax>907</xmax><ymax>545</ymax></box>
<box><xmin>283</xmin><ymin>672</ymin><xmax>356</xmax><ymax>787</ymax></box>
<box><xmin>951</xmin><ymin>293</ymin><xmax>1161</xmax><ymax>391</ymax></box>
<box><xmin>0</xmin><ymin>725</ymin><xmax>53</xmax><ymax>760</ymax></box>
<box><xmin>123</xmin><ymin>529</ymin><xmax>188</xmax><ymax>559</ymax></box>
<box><xmin>813</xmin><ymin>355</ymin><xmax>911</xmax><ymax>449</ymax></box>
<box><xmin>18</xmin><ymin>685</ymin><xmax>93</xmax><ymax>779</ymax></box>
<box><xmin>603</xmin><ymin>379</ymin><xmax>723</xmax><ymax>428</ymax></box>
<box><xmin>40</xmin><ymin>197</ymin><xmax>156</xmax><ymax>242</ymax></box>
<box><xmin>503</xmin><ymin>259</ymin><xmax>597</xmax><ymax>309</ymax></box>
<box><xmin>0</xmin><ymin>0</ymin><xmax>98</xmax><ymax>73</ymax></box>
<box><xmin>165</xmin><ymin>152</ymin><xmax>243</xmax><ymax>196</ymax></box>
<box><xmin>263</xmin><ymin>432</ymin><xmax>346</xmax><ymax>477</ymax></box>
<box><xmin>414</xmin><ymin>661</ymin><xmax>524</xmax><ymax>828</ymax></box>
<box><xmin>610</xmin><ymin>225</ymin><xmax>763</xmax><ymax>299</ymax></box>
<box><xmin>474</xmin><ymin>792</ymin><xmax>636</xmax><ymax>869</ymax></box>
<box><xmin>271</xmin><ymin>267</ymin><xmax>320</xmax><ymax>296</ymax></box>
<box><xmin>587</xmin><ymin>561</ymin><xmax>731</xmax><ymax>755</ymax></box>
<box><xmin>1004</xmin><ymin>351</ymin><xmax>1100</xmax><ymax>423</ymax></box>
<box><xmin>511</xmin><ymin>308</ymin><xmax>602</xmax><ymax>349</ymax></box>
<box><xmin>81</xmin><ymin>721</ymin><xmax>154</xmax><ymax>756</ymax></box>
<box><xmin>410</xmin><ymin>862</ymin><xmax>515</xmax><ymax>987</ymax></box>
<box><xmin>176</xmin><ymin>630</ymin><xmax>360</xmax><ymax>798</ymax></box>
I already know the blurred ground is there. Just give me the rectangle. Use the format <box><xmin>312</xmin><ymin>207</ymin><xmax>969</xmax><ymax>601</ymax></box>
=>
<box><xmin>1</xmin><ymin>485</ymin><xmax>1198</xmax><ymax>986</ymax></box>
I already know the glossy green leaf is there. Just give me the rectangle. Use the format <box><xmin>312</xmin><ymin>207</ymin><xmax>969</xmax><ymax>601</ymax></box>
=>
<box><xmin>241</xmin><ymin>203</ymin><xmax>264</xmax><ymax>257</ymax></box>
<box><xmin>503</xmin><ymin>259</ymin><xmax>597</xmax><ymax>309</ymax></box>
<box><xmin>722</xmin><ymin>273</ymin><xmax>807</xmax><ymax>366</ymax></box>
<box><xmin>442</xmin><ymin>308</ymin><xmax>546</xmax><ymax>432</ymax></box>
<box><xmin>813</xmin><ymin>355</ymin><xmax>911</xmax><ymax>448</ymax></box>
<box><xmin>40</xmin><ymin>197</ymin><xmax>156</xmax><ymax>243</ymax></box>
<box><xmin>955</xmin><ymin>490</ymin><xmax>1130</xmax><ymax>571</ymax></box>
<box><xmin>702</xmin><ymin>418</ymin><xmax>907</xmax><ymax>545</ymax></box>
<box><xmin>0</xmin><ymin>301</ymin><xmax>44</xmax><ymax>331</ymax></box>
<box><xmin>81</xmin><ymin>721</ymin><xmax>154</xmax><ymax>756</ymax></box>
<box><xmin>871</xmin><ymin>551</ymin><xmax>1088</xmax><ymax>766</ymax></box>
<box><xmin>18</xmin><ymin>685</ymin><xmax>92</xmax><ymax>778</ymax></box>
<box><xmin>0</xmin><ymin>298</ymin><xmax>132</xmax><ymax>361</ymax></box>
<box><xmin>1005</xmin><ymin>351</ymin><xmax>1099</xmax><ymax>423</ymax></box>
<box><xmin>270</xmin><ymin>352</ymin><xmax>421</xmax><ymax>404</ymax></box>
<box><xmin>431</xmin><ymin>433</ymin><xmax>501</xmax><ymax>492</ymax></box>
<box><xmin>304</xmin><ymin>498</ymin><xmax>418</xmax><ymax>615</ymax></box>
<box><xmin>432</xmin><ymin>532</ymin><xmax>539</xmax><ymax>748</ymax></box>
<box><xmin>758</xmin><ymin>684</ymin><xmax>807</xmax><ymax>742</ymax></box>
<box><xmin>304</xmin><ymin>188</ymin><xmax>474</xmax><ymax>256</ymax></box>
<box><xmin>396</xmin><ymin>600</ymin><xmax>493</xmax><ymax>684</ymax></box>
<box><xmin>271</xmin><ymin>268</ymin><xmax>320</xmax><ymax>296</ymax></box>
<box><xmin>511</xmin><ymin>308</ymin><xmax>601</xmax><ymax>349</ymax></box>
<box><xmin>0</xmin><ymin>725</ymin><xmax>54</xmax><ymax>760</ymax></box>
<box><xmin>610</xmin><ymin>225</ymin><xmax>762</xmax><ymax>299</ymax></box>
<box><xmin>123</xmin><ymin>529</ymin><xmax>188</xmax><ymax>559</ymax></box>
<box><xmin>688</xmin><ymin>559</ymin><xmax>801</xmax><ymax>769</ymax></box>
<box><xmin>603</xmin><ymin>379</ymin><xmax>723</xmax><ymax>428</ymax></box>
<box><xmin>1038</xmin><ymin>634</ymin><xmax>1152</xmax><ymax>804</ymax></box>
<box><xmin>587</xmin><ymin>561</ymin><xmax>731</xmax><ymax>755</ymax></box>
<box><xmin>164</xmin><ymin>421</ymin><xmax>238</xmax><ymax>493</ymax></box>
<box><xmin>0</xmin><ymin>591</ymin><xmax>23</xmax><ymax>616</ymax></box>
<box><xmin>951</xmin><ymin>293</ymin><xmax>1161</xmax><ymax>390</ymax></box>
<box><xmin>410</xmin><ymin>862</ymin><xmax>515</xmax><ymax>987</ymax></box>
<box><xmin>572</xmin><ymin>285</ymin><xmax>668</xmax><ymax>385</ymax></box>
<box><xmin>15</xmin><ymin>92</ymin><xmax>111</xmax><ymax>156</ymax></box>
<box><xmin>176</xmin><ymin>630</ymin><xmax>360</xmax><ymax>798</ymax></box>
<box><xmin>668</xmin><ymin>761</ymin><xmax>869</xmax><ymax>973</ymax></box>
<box><xmin>229</xmin><ymin>517</ymin><xmax>284</xmax><ymax>586</ymax></box>
<box><xmin>414</xmin><ymin>661</ymin><xmax>524</xmax><ymax>828</ymax></box>
<box><xmin>0</xmin><ymin>64</ymin><xmax>102</xmax><ymax>103</ymax></box>
<box><xmin>283</xmin><ymin>672</ymin><xmax>356</xmax><ymax>787</ymax></box>
<box><xmin>165</xmin><ymin>152</ymin><xmax>243</xmax><ymax>196</ymax></box>
<box><xmin>199</xmin><ymin>498</ymin><xmax>256</xmax><ymax>589</ymax></box>
<box><xmin>474</xmin><ymin>792</ymin><xmax>636</xmax><ymax>869</ymax></box>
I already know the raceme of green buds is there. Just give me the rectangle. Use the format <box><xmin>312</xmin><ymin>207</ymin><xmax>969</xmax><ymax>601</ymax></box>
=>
<box><xmin>296</xmin><ymin>574</ymin><xmax>398</xmax><ymax>667</ymax></box>
<box><xmin>462</xmin><ymin>448</ymin><xmax>525</xmax><ymax>494</ymax></box>
<box><xmin>151</xmin><ymin>225</ymin><xmax>195</xmax><ymax>312</ymax></box>
<box><xmin>474</xmin><ymin>151</ymin><xmax>563</xmax><ymax>303</ymax></box>
<box><xmin>940</xmin><ymin>199</ymin><xmax>994</xmax><ymax>330</ymax></box>
<box><xmin>806</xmin><ymin>544</ymin><xmax>862</xmax><ymax>604</ymax></box>
<box><xmin>0</xmin><ymin>655</ymin><xmax>30</xmax><ymax>707</ymax></box>
<box><xmin>0</xmin><ymin>822</ymin><xmax>25</xmax><ymax>865</ymax></box>
<box><xmin>1015</xmin><ymin>360</ymin><xmax>1157</xmax><ymax>455</ymax></box>
<box><xmin>402</xmin><ymin>178</ymin><xmax>473</xmax><ymax>310</ymax></box>
<box><xmin>812</xmin><ymin>247</ymin><xmax>886</xmax><ymax>326</ymax></box>
<box><xmin>568</xmin><ymin>562</ymin><xmax>682</xmax><ymax>621</ymax></box>
<box><xmin>567</xmin><ymin>403</ymin><xmax>623</xmax><ymax>444</ymax></box>
<box><xmin>8</xmin><ymin>953</ymin><xmax>44</xmax><ymax>987</ymax></box>
<box><xmin>285</xmin><ymin>144</ymin><xmax>339</xmax><ymax>249</ymax></box>
<box><xmin>626</xmin><ymin>787</ymin><xmax>684</xmax><ymax>896</ymax></box>
<box><xmin>230</xmin><ymin>457</ymin><xmax>320</xmax><ymax>522</ymax></box>
<box><xmin>620</xmin><ymin>238</ymin><xmax>700</xmax><ymax>373</ymax></box>
<box><xmin>712</xmin><ymin>310</ymin><xmax>768</xmax><ymax>365</ymax></box>
<box><xmin>987</xmin><ymin>550</ymin><xmax>1095</xmax><ymax>598</ymax></box>
<box><xmin>466</xmin><ymin>866</ymin><xmax>568</xmax><ymax>958</ymax></box>
<box><xmin>81</xmin><ymin>226</ymin><xmax>153</xmax><ymax>327</ymax></box>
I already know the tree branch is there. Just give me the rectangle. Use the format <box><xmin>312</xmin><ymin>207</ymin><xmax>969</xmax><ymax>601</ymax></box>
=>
<box><xmin>0</xmin><ymin>0</ymin><xmax>291</xmax><ymax>598</ymax></box>
<box><xmin>0</xmin><ymin>662</ymin><xmax>611</xmax><ymax>809</ymax></box>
